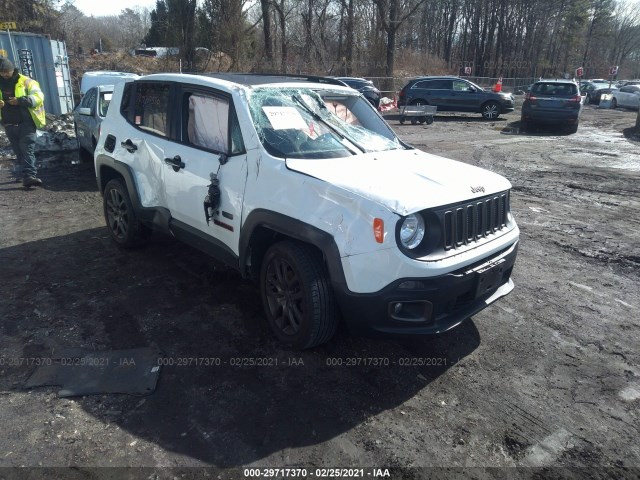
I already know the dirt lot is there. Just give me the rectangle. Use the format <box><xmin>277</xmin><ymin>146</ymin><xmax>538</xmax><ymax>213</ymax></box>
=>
<box><xmin>0</xmin><ymin>104</ymin><xmax>639</xmax><ymax>479</ymax></box>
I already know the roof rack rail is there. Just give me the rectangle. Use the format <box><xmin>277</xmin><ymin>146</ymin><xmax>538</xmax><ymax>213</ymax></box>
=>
<box><xmin>200</xmin><ymin>72</ymin><xmax>347</xmax><ymax>87</ymax></box>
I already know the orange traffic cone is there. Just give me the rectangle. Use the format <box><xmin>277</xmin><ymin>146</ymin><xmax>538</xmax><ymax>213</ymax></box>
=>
<box><xmin>492</xmin><ymin>77</ymin><xmax>503</xmax><ymax>92</ymax></box>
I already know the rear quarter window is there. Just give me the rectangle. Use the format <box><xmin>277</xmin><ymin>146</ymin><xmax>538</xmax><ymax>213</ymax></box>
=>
<box><xmin>413</xmin><ymin>79</ymin><xmax>452</xmax><ymax>90</ymax></box>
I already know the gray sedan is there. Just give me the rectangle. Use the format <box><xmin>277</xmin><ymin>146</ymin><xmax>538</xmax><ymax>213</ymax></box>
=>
<box><xmin>74</xmin><ymin>84</ymin><xmax>114</xmax><ymax>157</ymax></box>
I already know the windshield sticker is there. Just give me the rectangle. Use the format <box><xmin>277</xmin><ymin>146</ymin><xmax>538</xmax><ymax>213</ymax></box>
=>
<box><xmin>262</xmin><ymin>106</ymin><xmax>308</xmax><ymax>130</ymax></box>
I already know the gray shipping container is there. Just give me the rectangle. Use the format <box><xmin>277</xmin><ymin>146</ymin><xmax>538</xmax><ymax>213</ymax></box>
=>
<box><xmin>0</xmin><ymin>31</ymin><xmax>73</xmax><ymax>116</ymax></box>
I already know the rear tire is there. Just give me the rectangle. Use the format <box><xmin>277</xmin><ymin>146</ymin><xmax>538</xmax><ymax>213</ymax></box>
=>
<box><xmin>566</xmin><ymin>123</ymin><xmax>579</xmax><ymax>134</ymax></box>
<box><xmin>260</xmin><ymin>241</ymin><xmax>338</xmax><ymax>349</ymax></box>
<box><xmin>611</xmin><ymin>98</ymin><xmax>617</xmax><ymax>109</ymax></box>
<box><xmin>103</xmin><ymin>178</ymin><xmax>149</xmax><ymax>248</ymax></box>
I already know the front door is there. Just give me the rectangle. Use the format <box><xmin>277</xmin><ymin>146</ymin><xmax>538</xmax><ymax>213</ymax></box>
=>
<box><xmin>162</xmin><ymin>87</ymin><xmax>248</xmax><ymax>255</ymax></box>
<box><xmin>448</xmin><ymin>79</ymin><xmax>484</xmax><ymax>112</ymax></box>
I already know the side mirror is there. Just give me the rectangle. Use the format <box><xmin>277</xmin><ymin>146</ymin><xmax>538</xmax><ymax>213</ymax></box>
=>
<box><xmin>78</xmin><ymin>107</ymin><xmax>92</xmax><ymax>116</ymax></box>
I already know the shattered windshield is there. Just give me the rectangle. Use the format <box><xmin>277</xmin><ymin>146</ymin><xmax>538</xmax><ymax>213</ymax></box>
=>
<box><xmin>248</xmin><ymin>87</ymin><xmax>402</xmax><ymax>159</ymax></box>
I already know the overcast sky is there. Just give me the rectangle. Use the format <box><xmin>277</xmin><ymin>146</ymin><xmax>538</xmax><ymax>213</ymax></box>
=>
<box><xmin>73</xmin><ymin>0</ymin><xmax>157</xmax><ymax>17</ymax></box>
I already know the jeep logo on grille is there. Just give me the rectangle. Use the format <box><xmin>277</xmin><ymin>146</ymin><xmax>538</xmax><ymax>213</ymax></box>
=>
<box><xmin>471</xmin><ymin>186</ymin><xmax>485</xmax><ymax>194</ymax></box>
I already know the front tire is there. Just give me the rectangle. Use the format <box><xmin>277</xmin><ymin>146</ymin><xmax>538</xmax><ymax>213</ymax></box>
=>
<box><xmin>103</xmin><ymin>178</ymin><xmax>149</xmax><ymax>248</ymax></box>
<box><xmin>482</xmin><ymin>101</ymin><xmax>501</xmax><ymax>119</ymax></box>
<box><xmin>260</xmin><ymin>241</ymin><xmax>338</xmax><ymax>349</ymax></box>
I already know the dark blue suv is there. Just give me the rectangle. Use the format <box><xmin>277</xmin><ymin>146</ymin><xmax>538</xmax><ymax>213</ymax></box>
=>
<box><xmin>398</xmin><ymin>76</ymin><xmax>515</xmax><ymax>119</ymax></box>
<box><xmin>521</xmin><ymin>79</ymin><xmax>582</xmax><ymax>133</ymax></box>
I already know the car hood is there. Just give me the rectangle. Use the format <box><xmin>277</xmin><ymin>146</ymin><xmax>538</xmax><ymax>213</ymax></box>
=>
<box><xmin>286</xmin><ymin>149</ymin><xmax>512</xmax><ymax>216</ymax></box>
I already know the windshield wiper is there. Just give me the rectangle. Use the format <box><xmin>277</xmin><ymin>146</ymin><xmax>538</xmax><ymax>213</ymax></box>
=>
<box><xmin>290</xmin><ymin>94</ymin><xmax>366</xmax><ymax>154</ymax></box>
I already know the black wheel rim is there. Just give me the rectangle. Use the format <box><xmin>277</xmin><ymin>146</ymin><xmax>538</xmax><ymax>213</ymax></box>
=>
<box><xmin>264</xmin><ymin>256</ymin><xmax>304</xmax><ymax>335</ymax></box>
<box><xmin>484</xmin><ymin>103</ymin><xmax>499</xmax><ymax>119</ymax></box>
<box><xmin>105</xmin><ymin>188</ymin><xmax>129</xmax><ymax>239</ymax></box>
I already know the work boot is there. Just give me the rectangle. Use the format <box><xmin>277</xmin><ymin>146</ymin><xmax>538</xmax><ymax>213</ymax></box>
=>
<box><xmin>23</xmin><ymin>177</ymin><xmax>43</xmax><ymax>188</ymax></box>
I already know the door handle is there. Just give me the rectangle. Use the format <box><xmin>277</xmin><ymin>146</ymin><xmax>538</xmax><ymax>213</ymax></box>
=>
<box><xmin>164</xmin><ymin>155</ymin><xmax>185</xmax><ymax>172</ymax></box>
<box><xmin>121</xmin><ymin>139</ymin><xmax>137</xmax><ymax>153</ymax></box>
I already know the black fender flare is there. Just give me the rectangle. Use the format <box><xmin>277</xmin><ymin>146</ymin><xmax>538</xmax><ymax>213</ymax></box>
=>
<box><xmin>95</xmin><ymin>154</ymin><xmax>171</xmax><ymax>232</ymax></box>
<box><xmin>239</xmin><ymin>209</ymin><xmax>347</xmax><ymax>288</ymax></box>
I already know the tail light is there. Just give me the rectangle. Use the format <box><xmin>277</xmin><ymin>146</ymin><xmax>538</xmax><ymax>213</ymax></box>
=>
<box><xmin>567</xmin><ymin>94</ymin><xmax>581</xmax><ymax>103</ymax></box>
<box><xmin>398</xmin><ymin>89</ymin><xmax>405</xmax><ymax>98</ymax></box>
<box><xmin>525</xmin><ymin>92</ymin><xmax>536</xmax><ymax>103</ymax></box>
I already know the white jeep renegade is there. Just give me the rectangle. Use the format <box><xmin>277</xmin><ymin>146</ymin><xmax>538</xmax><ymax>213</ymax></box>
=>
<box><xmin>94</xmin><ymin>73</ymin><xmax>519</xmax><ymax>349</ymax></box>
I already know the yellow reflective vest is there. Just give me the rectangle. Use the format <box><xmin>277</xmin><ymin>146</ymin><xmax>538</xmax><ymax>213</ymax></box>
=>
<box><xmin>0</xmin><ymin>74</ymin><xmax>46</xmax><ymax>128</ymax></box>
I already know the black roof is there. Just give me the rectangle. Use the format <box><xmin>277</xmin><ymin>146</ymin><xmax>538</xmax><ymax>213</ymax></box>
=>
<box><xmin>201</xmin><ymin>73</ymin><xmax>346</xmax><ymax>87</ymax></box>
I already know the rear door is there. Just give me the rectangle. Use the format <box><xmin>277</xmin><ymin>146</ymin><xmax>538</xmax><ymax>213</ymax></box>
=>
<box><xmin>114</xmin><ymin>81</ymin><xmax>175</xmax><ymax>209</ymax></box>
<box><xmin>411</xmin><ymin>79</ymin><xmax>453</xmax><ymax>109</ymax></box>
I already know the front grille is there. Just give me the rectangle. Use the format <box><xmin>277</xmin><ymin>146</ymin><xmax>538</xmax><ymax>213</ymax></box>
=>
<box><xmin>442</xmin><ymin>192</ymin><xmax>509</xmax><ymax>251</ymax></box>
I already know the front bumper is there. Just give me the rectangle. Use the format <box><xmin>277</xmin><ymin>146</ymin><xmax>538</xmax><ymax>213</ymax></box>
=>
<box><xmin>334</xmin><ymin>241</ymin><xmax>518</xmax><ymax>336</ymax></box>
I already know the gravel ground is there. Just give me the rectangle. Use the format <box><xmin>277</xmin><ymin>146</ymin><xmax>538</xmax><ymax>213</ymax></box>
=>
<box><xmin>0</xmin><ymin>104</ymin><xmax>638</xmax><ymax>479</ymax></box>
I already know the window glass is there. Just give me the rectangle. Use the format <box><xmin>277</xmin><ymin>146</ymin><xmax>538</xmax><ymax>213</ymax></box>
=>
<box><xmin>120</xmin><ymin>83</ymin><xmax>133</xmax><ymax>120</ymax></box>
<box><xmin>453</xmin><ymin>80</ymin><xmax>470</xmax><ymax>91</ymax></box>
<box><xmin>428</xmin><ymin>79</ymin><xmax>453</xmax><ymax>90</ymax></box>
<box><xmin>99</xmin><ymin>92</ymin><xmax>112</xmax><ymax>117</ymax></box>
<box><xmin>230</xmin><ymin>108</ymin><xmax>245</xmax><ymax>155</ymax></box>
<box><xmin>531</xmin><ymin>83</ymin><xmax>577</xmax><ymax>96</ymax></box>
<box><xmin>248</xmin><ymin>87</ymin><xmax>400</xmax><ymax>160</ymax></box>
<box><xmin>134</xmin><ymin>83</ymin><xmax>170</xmax><ymax>136</ymax></box>
<box><xmin>186</xmin><ymin>94</ymin><xmax>229</xmax><ymax>152</ymax></box>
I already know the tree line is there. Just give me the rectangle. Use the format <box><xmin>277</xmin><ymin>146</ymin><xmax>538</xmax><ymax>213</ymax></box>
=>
<box><xmin>7</xmin><ymin>0</ymin><xmax>640</xmax><ymax>79</ymax></box>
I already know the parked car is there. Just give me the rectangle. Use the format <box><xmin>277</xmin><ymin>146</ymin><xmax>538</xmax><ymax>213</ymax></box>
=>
<box><xmin>521</xmin><ymin>79</ymin><xmax>582</xmax><ymax>133</ymax></box>
<box><xmin>94</xmin><ymin>73</ymin><xmax>519</xmax><ymax>348</ymax></box>
<box><xmin>334</xmin><ymin>77</ymin><xmax>381</xmax><ymax>108</ymax></box>
<box><xmin>74</xmin><ymin>84</ymin><xmax>113</xmax><ymax>156</ymax></box>
<box><xmin>80</xmin><ymin>71</ymin><xmax>139</xmax><ymax>95</ymax></box>
<box><xmin>398</xmin><ymin>76</ymin><xmax>515</xmax><ymax>119</ymax></box>
<box><xmin>583</xmin><ymin>82</ymin><xmax>617</xmax><ymax>104</ymax></box>
<box><xmin>612</xmin><ymin>85</ymin><xmax>640</xmax><ymax>109</ymax></box>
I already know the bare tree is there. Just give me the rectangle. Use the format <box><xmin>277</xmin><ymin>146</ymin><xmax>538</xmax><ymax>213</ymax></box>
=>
<box><xmin>260</xmin><ymin>0</ymin><xmax>274</xmax><ymax>65</ymax></box>
<box><xmin>372</xmin><ymin>0</ymin><xmax>429</xmax><ymax>76</ymax></box>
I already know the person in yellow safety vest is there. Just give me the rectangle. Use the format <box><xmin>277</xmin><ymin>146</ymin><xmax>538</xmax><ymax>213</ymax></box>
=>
<box><xmin>0</xmin><ymin>56</ymin><xmax>46</xmax><ymax>188</ymax></box>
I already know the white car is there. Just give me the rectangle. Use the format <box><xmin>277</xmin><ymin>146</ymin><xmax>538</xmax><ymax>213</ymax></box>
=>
<box><xmin>612</xmin><ymin>85</ymin><xmax>640</xmax><ymax>109</ymax></box>
<box><xmin>73</xmin><ymin>84</ymin><xmax>113</xmax><ymax>156</ymax></box>
<box><xmin>94</xmin><ymin>73</ymin><xmax>519</xmax><ymax>348</ymax></box>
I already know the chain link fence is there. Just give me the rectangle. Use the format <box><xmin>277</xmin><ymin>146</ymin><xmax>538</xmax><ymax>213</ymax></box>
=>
<box><xmin>366</xmin><ymin>76</ymin><xmax>539</xmax><ymax>99</ymax></box>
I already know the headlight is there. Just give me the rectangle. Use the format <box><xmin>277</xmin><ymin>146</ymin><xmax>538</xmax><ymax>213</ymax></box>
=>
<box><xmin>399</xmin><ymin>214</ymin><xmax>425</xmax><ymax>249</ymax></box>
